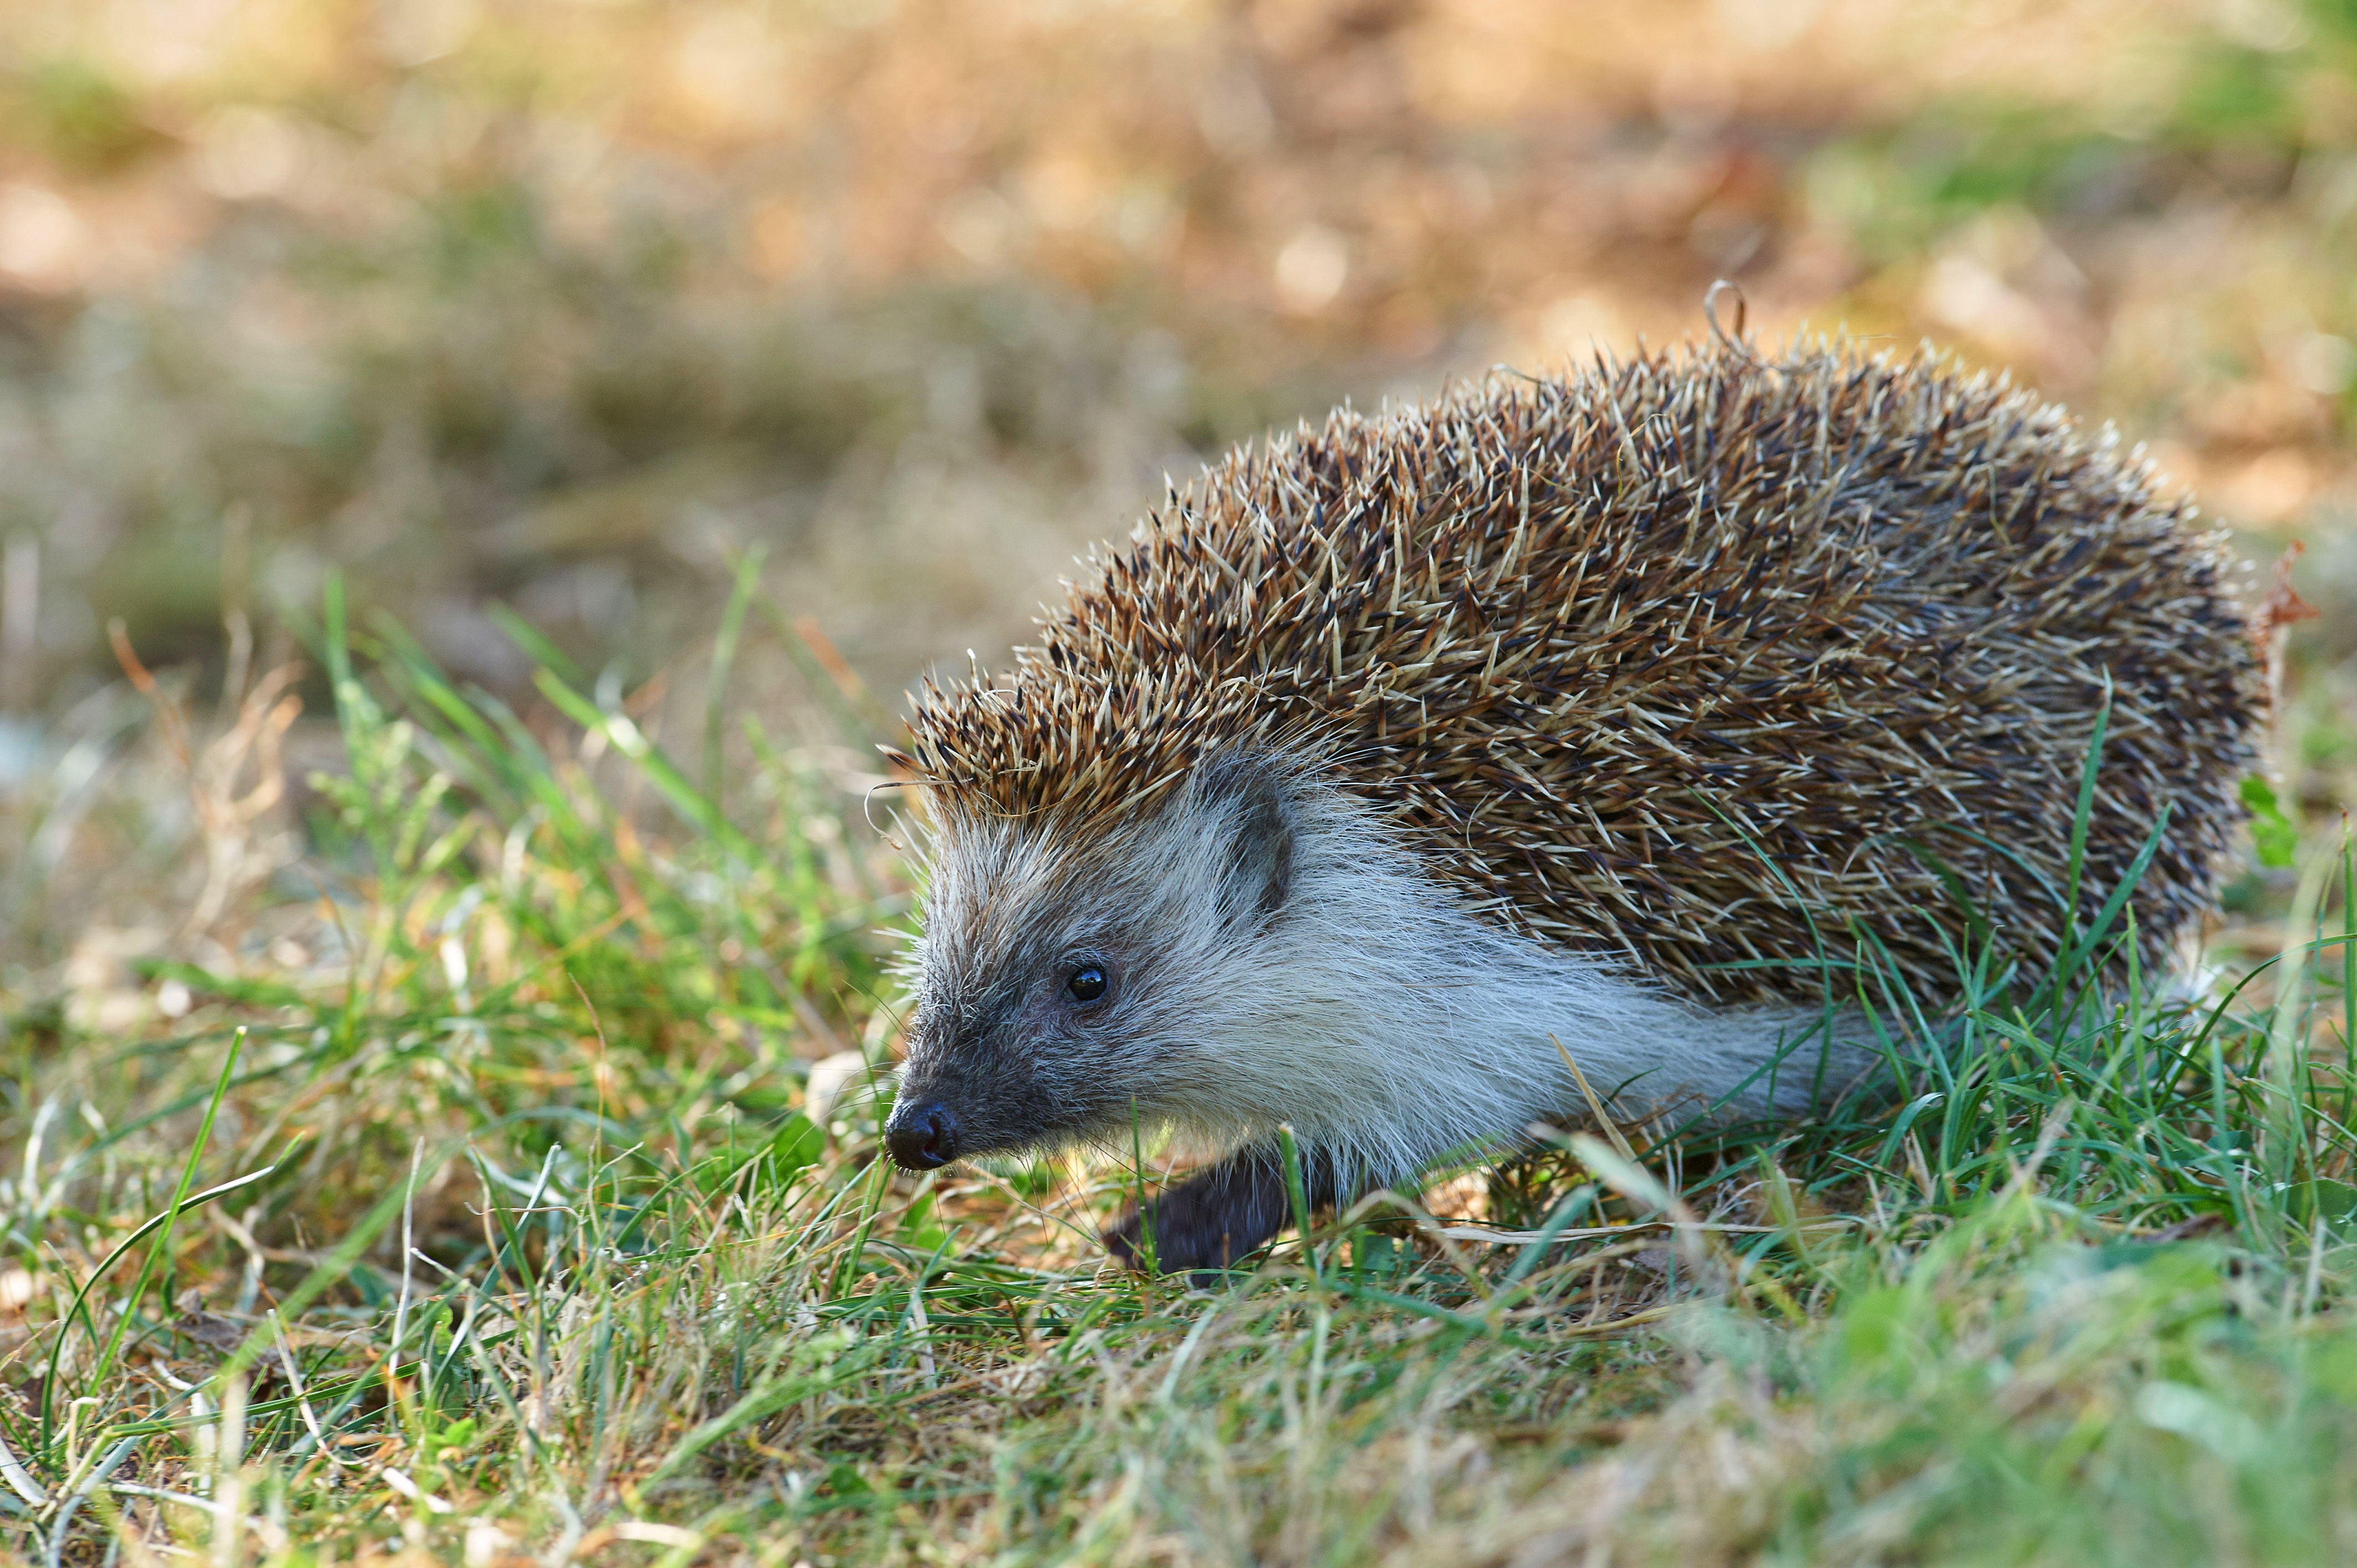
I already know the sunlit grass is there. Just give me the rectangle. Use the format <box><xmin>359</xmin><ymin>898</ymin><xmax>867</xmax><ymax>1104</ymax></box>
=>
<box><xmin>0</xmin><ymin>586</ymin><xmax>2348</xmax><ymax>1566</ymax></box>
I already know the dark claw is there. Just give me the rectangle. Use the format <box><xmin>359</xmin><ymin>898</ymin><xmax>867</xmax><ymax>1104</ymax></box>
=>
<box><xmin>1103</xmin><ymin>1142</ymin><xmax>1340</xmax><ymax>1278</ymax></box>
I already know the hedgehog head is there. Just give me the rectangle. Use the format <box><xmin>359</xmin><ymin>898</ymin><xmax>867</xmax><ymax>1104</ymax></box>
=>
<box><xmin>884</xmin><ymin>750</ymin><xmax>1304</xmax><ymax>1171</ymax></box>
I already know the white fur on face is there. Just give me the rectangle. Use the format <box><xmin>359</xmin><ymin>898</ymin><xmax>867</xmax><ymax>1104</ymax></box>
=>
<box><xmin>905</xmin><ymin>770</ymin><xmax>1882</xmax><ymax>1187</ymax></box>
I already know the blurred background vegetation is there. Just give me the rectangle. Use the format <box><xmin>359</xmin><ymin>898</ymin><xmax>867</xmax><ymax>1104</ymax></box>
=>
<box><xmin>0</xmin><ymin>11</ymin><xmax>2351</xmax><ymax>1558</ymax></box>
<box><xmin>1</xmin><ymin>0</ymin><xmax>2353</xmax><ymax>986</ymax></box>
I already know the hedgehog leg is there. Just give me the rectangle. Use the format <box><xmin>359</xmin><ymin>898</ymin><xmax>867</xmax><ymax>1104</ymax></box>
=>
<box><xmin>1104</xmin><ymin>1141</ymin><xmax>1342</xmax><ymax>1279</ymax></box>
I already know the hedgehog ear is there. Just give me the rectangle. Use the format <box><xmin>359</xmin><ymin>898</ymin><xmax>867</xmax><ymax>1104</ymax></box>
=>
<box><xmin>1197</xmin><ymin>752</ymin><xmax>1293</xmax><ymax>929</ymax></box>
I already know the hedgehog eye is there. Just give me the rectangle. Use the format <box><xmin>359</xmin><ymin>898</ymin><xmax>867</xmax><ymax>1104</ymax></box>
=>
<box><xmin>1064</xmin><ymin>965</ymin><xmax>1109</xmax><ymax>1004</ymax></box>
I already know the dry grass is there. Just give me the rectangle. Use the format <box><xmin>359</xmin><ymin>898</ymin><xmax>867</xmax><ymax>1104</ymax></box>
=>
<box><xmin>0</xmin><ymin>1</ymin><xmax>2353</xmax><ymax>703</ymax></box>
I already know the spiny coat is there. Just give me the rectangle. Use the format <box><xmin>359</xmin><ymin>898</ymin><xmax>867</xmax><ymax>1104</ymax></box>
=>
<box><xmin>898</xmin><ymin>337</ymin><xmax>2263</xmax><ymax>1008</ymax></box>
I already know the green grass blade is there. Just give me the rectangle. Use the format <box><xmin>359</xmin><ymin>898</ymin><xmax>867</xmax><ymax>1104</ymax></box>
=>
<box><xmin>48</xmin><ymin>1030</ymin><xmax>245</xmax><ymax>1450</ymax></box>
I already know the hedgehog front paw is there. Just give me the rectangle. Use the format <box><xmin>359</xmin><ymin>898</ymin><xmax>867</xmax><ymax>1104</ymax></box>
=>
<box><xmin>1103</xmin><ymin>1158</ymin><xmax>1290</xmax><ymax>1277</ymax></box>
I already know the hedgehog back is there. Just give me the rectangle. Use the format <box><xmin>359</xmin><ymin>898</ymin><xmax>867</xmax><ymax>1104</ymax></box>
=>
<box><xmin>904</xmin><ymin>339</ymin><xmax>2265</xmax><ymax>1004</ymax></box>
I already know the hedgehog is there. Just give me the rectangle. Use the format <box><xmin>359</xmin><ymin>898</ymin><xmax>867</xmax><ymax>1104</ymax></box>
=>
<box><xmin>879</xmin><ymin>331</ymin><xmax>2266</xmax><ymax>1274</ymax></box>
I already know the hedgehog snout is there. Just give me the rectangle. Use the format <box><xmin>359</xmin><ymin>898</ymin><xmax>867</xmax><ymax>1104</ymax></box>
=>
<box><xmin>886</xmin><ymin>1100</ymin><xmax>960</xmax><ymax>1170</ymax></box>
<box><xmin>891</xmin><ymin>998</ymin><xmax>1114</xmax><ymax>1161</ymax></box>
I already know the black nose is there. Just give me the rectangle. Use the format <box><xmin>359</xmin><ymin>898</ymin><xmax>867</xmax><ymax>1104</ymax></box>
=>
<box><xmin>887</xmin><ymin>1102</ymin><xmax>959</xmax><ymax>1170</ymax></box>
